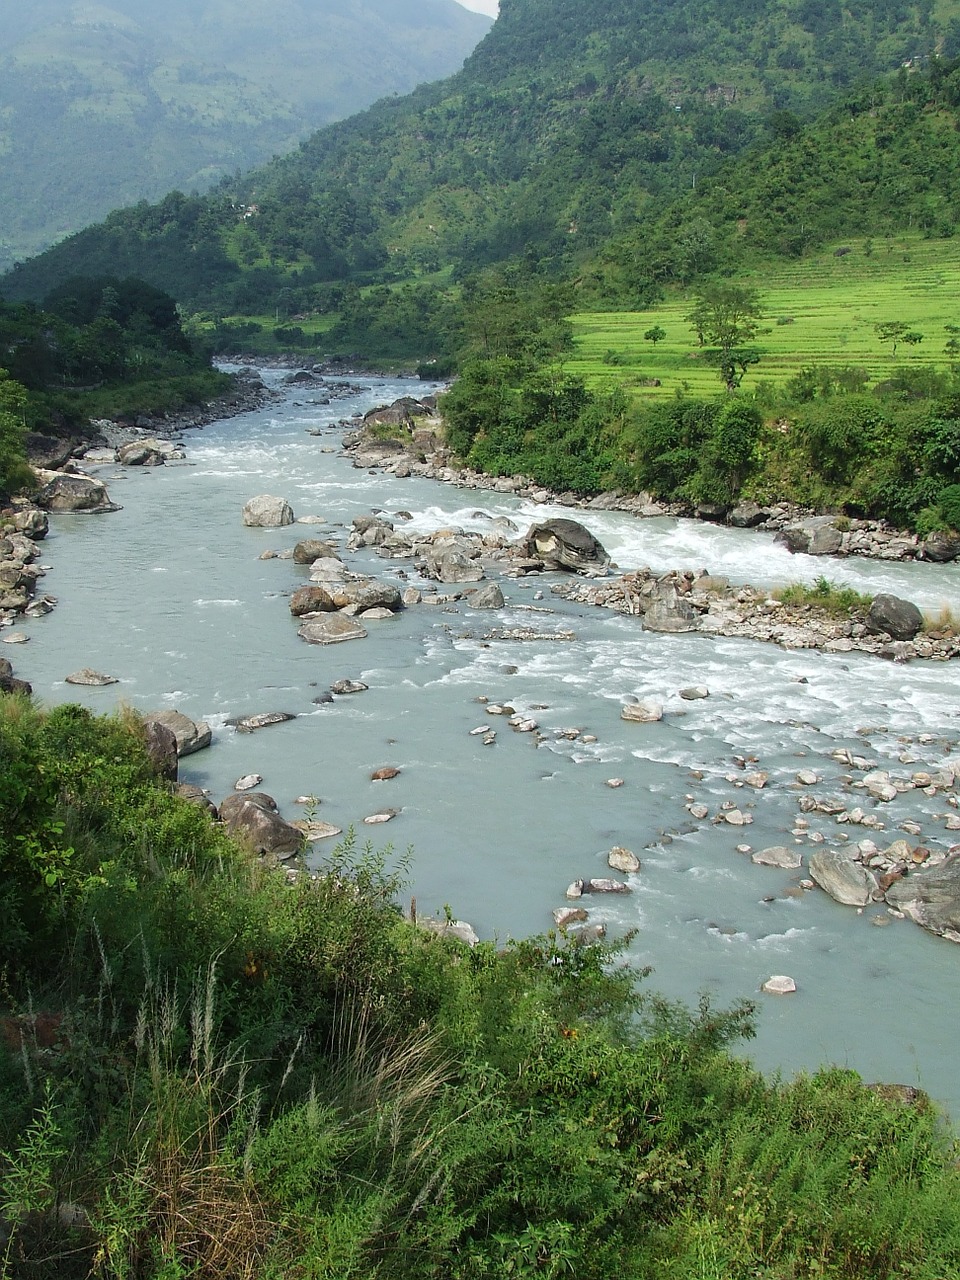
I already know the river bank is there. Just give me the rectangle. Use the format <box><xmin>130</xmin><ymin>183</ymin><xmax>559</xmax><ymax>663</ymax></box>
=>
<box><xmin>342</xmin><ymin>398</ymin><xmax>960</xmax><ymax>567</ymax></box>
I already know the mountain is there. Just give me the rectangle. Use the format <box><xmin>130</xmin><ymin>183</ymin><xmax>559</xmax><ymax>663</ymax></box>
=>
<box><xmin>0</xmin><ymin>0</ymin><xmax>491</xmax><ymax>272</ymax></box>
<box><xmin>4</xmin><ymin>0</ymin><xmax>956</xmax><ymax>313</ymax></box>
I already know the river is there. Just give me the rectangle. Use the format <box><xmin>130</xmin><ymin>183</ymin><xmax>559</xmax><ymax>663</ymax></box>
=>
<box><xmin>11</xmin><ymin>368</ymin><xmax>960</xmax><ymax>1116</ymax></box>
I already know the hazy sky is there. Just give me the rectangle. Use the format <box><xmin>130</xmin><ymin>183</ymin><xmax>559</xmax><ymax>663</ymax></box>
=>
<box><xmin>459</xmin><ymin>0</ymin><xmax>500</xmax><ymax>15</ymax></box>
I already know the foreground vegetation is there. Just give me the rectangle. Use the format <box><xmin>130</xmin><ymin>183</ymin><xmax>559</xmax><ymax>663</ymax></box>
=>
<box><xmin>1</xmin><ymin>696</ymin><xmax>959</xmax><ymax>1278</ymax></box>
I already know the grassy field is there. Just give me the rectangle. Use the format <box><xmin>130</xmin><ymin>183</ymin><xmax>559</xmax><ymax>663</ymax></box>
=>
<box><xmin>568</xmin><ymin>234</ymin><xmax>960</xmax><ymax>401</ymax></box>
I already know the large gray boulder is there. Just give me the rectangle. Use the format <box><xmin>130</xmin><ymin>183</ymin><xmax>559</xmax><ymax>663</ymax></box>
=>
<box><xmin>293</xmin><ymin>540</ymin><xmax>340</xmax><ymax>565</ymax></box>
<box><xmin>468</xmin><ymin>583</ymin><xmax>505</xmax><ymax>609</ymax></box>
<box><xmin>142</xmin><ymin>719</ymin><xmax>179</xmax><ymax>781</ymax></box>
<box><xmin>423</xmin><ymin>547</ymin><xmax>484</xmax><ymax>584</ymax></box>
<box><xmin>728</xmin><ymin>501</ymin><xmax>768</xmax><ymax>528</ymax></box>
<box><xmin>866</xmin><ymin>594</ymin><xmax>924</xmax><ymax>641</ymax></box>
<box><xmin>884</xmin><ymin>856</ymin><xmax>960</xmax><ymax>942</ymax></box>
<box><xmin>809</xmin><ymin>850</ymin><xmax>879</xmax><ymax>906</ymax></box>
<box><xmin>142</xmin><ymin>710</ymin><xmax>212</xmax><ymax>756</ymax></box>
<box><xmin>921</xmin><ymin>530</ymin><xmax>960</xmax><ymax>563</ymax></box>
<box><xmin>523</xmin><ymin>519</ymin><xmax>610</xmax><ymax>573</ymax></box>
<box><xmin>117</xmin><ymin>442</ymin><xmax>165</xmax><ymax>467</ymax></box>
<box><xmin>330</xmin><ymin>580</ymin><xmax>403</xmax><ymax>612</ymax></box>
<box><xmin>219</xmin><ymin>792</ymin><xmax>303</xmax><ymax>858</ymax></box>
<box><xmin>298</xmin><ymin>614</ymin><xmax>368</xmax><ymax>644</ymax></box>
<box><xmin>242</xmin><ymin>495</ymin><xmax>294</xmax><ymax>527</ymax></box>
<box><xmin>642</xmin><ymin>583</ymin><xmax>700</xmax><ymax>633</ymax></box>
<box><xmin>37</xmin><ymin>473</ymin><xmax>118</xmax><ymax>514</ymax></box>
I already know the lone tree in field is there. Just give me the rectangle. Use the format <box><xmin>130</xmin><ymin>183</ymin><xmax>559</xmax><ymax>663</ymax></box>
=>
<box><xmin>875</xmin><ymin>320</ymin><xmax>923</xmax><ymax>356</ymax></box>
<box><xmin>686</xmin><ymin>285</ymin><xmax>762</xmax><ymax>391</ymax></box>
<box><xmin>643</xmin><ymin>324</ymin><xmax>667</xmax><ymax>346</ymax></box>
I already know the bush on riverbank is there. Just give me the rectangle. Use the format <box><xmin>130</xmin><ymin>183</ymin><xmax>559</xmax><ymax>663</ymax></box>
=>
<box><xmin>1</xmin><ymin>695</ymin><xmax>959</xmax><ymax>1279</ymax></box>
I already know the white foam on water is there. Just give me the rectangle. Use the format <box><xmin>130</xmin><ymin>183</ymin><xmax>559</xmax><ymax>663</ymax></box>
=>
<box><xmin>193</xmin><ymin>598</ymin><xmax>242</xmax><ymax>608</ymax></box>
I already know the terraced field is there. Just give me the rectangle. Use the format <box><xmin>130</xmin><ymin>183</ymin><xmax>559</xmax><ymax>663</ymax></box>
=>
<box><xmin>569</xmin><ymin>234</ymin><xmax>960</xmax><ymax>400</ymax></box>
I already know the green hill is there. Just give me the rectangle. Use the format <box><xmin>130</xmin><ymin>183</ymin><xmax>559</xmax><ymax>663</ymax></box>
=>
<box><xmin>4</xmin><ymin>0</ymin><xmax>953</xmax><ymax>313</ymax></box>
<box><xmin>0</xmin><ymin>0</ymin><xmax>491</xmax><ymax>272</ymax></box>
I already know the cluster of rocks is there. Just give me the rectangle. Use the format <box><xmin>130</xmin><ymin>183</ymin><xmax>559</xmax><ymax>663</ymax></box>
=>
<box><xmin>343</xmin><ymin>399</ymin><xmax>959</xmax><ymax>567</ymax></box>
<box><xmin>552</xmin><ymin>568</ymin><xmax>955</xmax><ymax>663</ymax></box>
<box><xmin>136</xmin><ymin>708</ymin><xmax>354</xmax><ymax>865</ymax></box>
<box><xmin>0</xmin><ymin>502</ymin><xmax>55</xmax><ymax>637</ymax></box>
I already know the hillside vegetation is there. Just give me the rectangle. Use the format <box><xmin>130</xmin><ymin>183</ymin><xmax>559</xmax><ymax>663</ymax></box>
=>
<box><xmin>0</xmin><ymin>0</ymin><xmax>490</xmax><ymax>272</ymax></box>
<box><xmin>1</xmin><ymin>697</ymin><xmax>959</xmax><ymax>1279</ymax></box>
<box><xmin>4</xmin><ymin>0</ymin><xmax>954</xmax><ymax>313</ymax></box>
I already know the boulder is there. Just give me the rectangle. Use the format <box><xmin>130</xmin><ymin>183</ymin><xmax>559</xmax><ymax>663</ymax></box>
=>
<box><xmin>762</xmin><ymin>975</ymin><xmax>797</xmax><ymax>995</ymax></box>
<box><xmin>922</xmin><ymin>530</ymin><xmax>960</xmax><ymax>563</ymax></box>
<box><xmin>679</xmin><ymin>686</ymin><xmax>710</xmax><ymax>700</ymax></box>
<box><xmin>117</xmin><ymin>442</ymin><xmax>165</xmax><ymax>466</ymax></box>
<box><xmin>293</xmin><ymin>539</ymin><xmax>340</xmax><ymax>565</ymax></box>
<box><xmin>642</xmin><ymin>585</ymin><xmax>700</xmax><ymax>633</ymax></box>
<box><xmin>866</xmin><ymin>594</ymin><xmax>923</xmax><ymax>640</ymax></box>
<box><xmin>142</xmin><ymin>710</ymin><xmax>212</xmax><ymax>756</ymax></box>
<box><xmin>234</xmin><ymin>774</ymin><xmax>263</xmax><ymax>791</ymax></box>
<box><xmin>331</xmin><ymin>580</ymin><xmax>403</xmax><ymax>612</ymax></box>
<box><xmin>554</xmin><ymin>906</ymin><xmax>589</xmax><ymax>928</ymax></box>
<box><xmin>142</xmin><ymin>719</ymin><xmax>179</xmax><ymax>781</ymax></box>
<box><xmin>289</xmin><ymin>585</ymin><xmax>336</xmax><ymax>616</ymax></box>
<box><xmin>330</xmin><ymin>679</ymin><xmax>368</xmax><ymax>695</ymax></box>
<box><xmin>607</xmin><ymin>847</ymin><xmax>640</xmax><ymax>873</ymax></box>
<box><xmin>12</xmin><ymin>508</ymin><xmax>48</xmax><ymax>540</ymax></box>
<box><xmin>424</xmin><ymin>547</ymin><xmax>484</xmax><ymax>584</ymax></box>
<box><xmin>229</xmin><ymin>711</ymin><xmax>296</xmax><ymax>733</ymax></box>
<box><xmin>523</xmin><ymin>519</ymin><xmax>610</xmax><ymax>573</ymax></box>
<box><xmin>298</xmin><ymin>615</ymin><xmax>368</xmax><ymax>645</ymax></box>
<box><xmin>64</xmin><ymin>669</ymin><xmax>119</xmax><ymax>687</ymax></box>
<box><xmin>884</xmin><ymin>855</ymin><xmax>960</xmax><ymax>942</ymax></box>
<box><xmin>621</xmin><ymin>700</ymin><xmax>663</xmax><ymax>723</ymax></box>
<box><xmin>417</xmin><ymin>917</ymin><xmax>479</xmax><ymax>946</ymax></box>
<box><xmin>174</xmin><ymin>783</ymin><xmax>216</xmax><ymax>815</ymax></box>
<box><xmin>728</xmin><ymin>501</ymin><xmax>768</xmax><ymax>528</ymax></box>
<box><xmin>37</xmin><ymin>473</ymin><xmax>118</xmax><ymax>514</ymax></box>
<box><xmin>752</xmin><ymin>845</ymin><xmax>803</xmax><ymax>870</ymax></box>
<box><xmin>809</xmin><ymin>850</ymin><xmax>879</xmax><ymax>906</ymax></box>
<box><xmin>468</xmin><ymin>583</ymin><xmax>505</xmax><ymax>609</ymax></box>
<box><xmin>219</xmin><ymin>792</ymin><xmax>303</xmax><ymax>858</ymax></box>
<box><xmin>371</xmin><ymin>766</ymin><xmax>401</xmax><ymax>781</ymax></box>
<box><xmin>242</xmin><ymin>495</ymin><xmax>294</xmax><ymax>527</ymax></box>
<box><xmin>807</xmin><ymin>524</ymin><xmax>843</xmax><ymax>556</ymax></box>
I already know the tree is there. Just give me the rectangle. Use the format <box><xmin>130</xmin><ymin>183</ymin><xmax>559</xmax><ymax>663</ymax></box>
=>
<box><xmin>0</xmin><ymin>369</ymin><xmax>34</xmax><ymax>497</ymax></box>
<box><xmin>875</xmin><ymin>320</ymin><xmax>923</xmax><ymax>356</ymax></box>
<box><xmin>686</xmin><ymin>285</ymin><xmax>763</xmax><ymax>390</ymax></box>
<box><xmin>643</xmin><ymin>324</ymin><xmax>667</xmax><ymax>346</ymax></box>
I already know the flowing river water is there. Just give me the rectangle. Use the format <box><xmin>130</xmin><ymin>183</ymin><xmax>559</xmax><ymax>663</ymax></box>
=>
<box><xmin>11</xmin><ymin>369</ymin><xmax>960</xmax><ymax>1116</ymax></box>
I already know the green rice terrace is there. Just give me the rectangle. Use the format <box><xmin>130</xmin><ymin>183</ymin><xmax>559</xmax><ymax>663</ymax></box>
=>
<box><xmin>569</xmin><ymin>235</ymin><xmax>960</xmax><ymax>401</ymax></box>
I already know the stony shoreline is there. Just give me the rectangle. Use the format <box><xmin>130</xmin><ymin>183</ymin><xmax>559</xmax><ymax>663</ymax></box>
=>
<box><xmin>339</xmin><ymin>398</ymin><xmax>958</xmax><ymax>663</ymax></box>
<box><xmin>341</xmin><ymin>400</ymin><xmax>960</xmax><ymax>566</ymax></box>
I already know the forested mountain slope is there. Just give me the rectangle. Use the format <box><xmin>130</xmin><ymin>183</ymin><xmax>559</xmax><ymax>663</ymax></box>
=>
<box><xmin>4</xmin><ymin>0</ymin><xmax>953</xmax><ymax>313</ymax></box>
<box><xmin>0</xmin><ymin>0</ymin><xmax>491</xmax><ymax>272</ymax></box>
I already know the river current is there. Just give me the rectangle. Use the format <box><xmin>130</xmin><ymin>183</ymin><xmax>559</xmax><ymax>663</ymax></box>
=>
<box><xmin>13</xmin><ymin>369</ymin><xmax>960</xmax><ymax>1116</ymax></box>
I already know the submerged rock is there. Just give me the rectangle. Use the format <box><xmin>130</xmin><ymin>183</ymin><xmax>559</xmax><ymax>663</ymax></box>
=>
<box><xmin>64</xmin><ymin>668</ymin><xmax>119</xmax><ymax>686</ymax></box>
<box><xmin>298</xmin><ymin>614</ymin><xmax>368</xmax><ymax>644</ymax></box>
